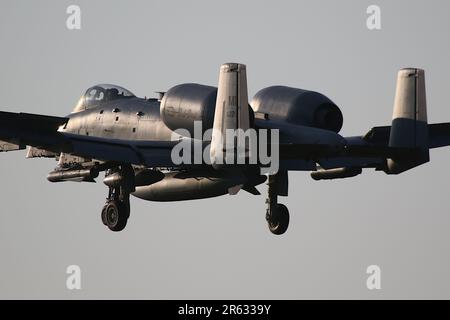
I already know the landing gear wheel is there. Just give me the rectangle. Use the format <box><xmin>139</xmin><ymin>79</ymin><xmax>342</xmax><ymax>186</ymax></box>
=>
<box><xmin>101</xmin><ymin>204</ymin><xmax>108</xmax><ymax>225</ymax></box>
<box><xmin>104</xmin><ymin>200</ymin><xmax>128</xmax><ymax>232</ymax></box>
<box><xmin>102</xmin><ymin>166</ymin><xmax>133</xmax><ymax>232</ymax></box>
<box><xmin>266</xmin><ymin>203</ymin><xmax>290</xmax><ymax>235</ymax></box>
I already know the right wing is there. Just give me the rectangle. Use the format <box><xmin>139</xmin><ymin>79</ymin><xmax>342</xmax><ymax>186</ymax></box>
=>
<box><xmin>62</xmin><ymin>133</ymin><xmax>178</xmax><ymax>167</ymax></box>
<box><xmin>0</xmin><ymin>111</ymin><xmax>177</xmax><ymax>167</ymax></box>
<box><xmin>0</xmin><ymin>111</ymin><xmax>68</xmax><ymax>153</ymax></box>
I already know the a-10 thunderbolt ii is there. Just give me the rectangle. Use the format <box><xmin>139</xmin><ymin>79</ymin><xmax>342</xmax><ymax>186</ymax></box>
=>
<box><xmin>1</xmin><ymin>63</ymin><xmax>450</xmax><ymax>235</ymax></box>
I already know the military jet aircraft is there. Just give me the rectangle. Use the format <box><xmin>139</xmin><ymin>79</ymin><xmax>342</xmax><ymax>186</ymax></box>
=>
<box><xmin>1</xmin><ymin>63</ymin><xmax>450</xmax><ymax>235</ymax></box>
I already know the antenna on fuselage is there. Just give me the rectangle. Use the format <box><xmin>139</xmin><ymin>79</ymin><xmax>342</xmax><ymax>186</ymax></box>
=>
<box><xmin>155</xmin><ymin>91</ymin><xmax>165</xmax><ymax>102</ymax></box>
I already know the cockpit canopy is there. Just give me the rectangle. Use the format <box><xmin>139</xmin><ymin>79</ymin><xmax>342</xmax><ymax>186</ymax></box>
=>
<box><xmin>72</xmin><ymin>84</ymin><xmax>135</xmax><ymax>113</ymax></box>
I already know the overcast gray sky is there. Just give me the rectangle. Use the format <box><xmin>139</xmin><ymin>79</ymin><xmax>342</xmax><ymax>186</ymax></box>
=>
<box><xmin>1</xmin><ymin>0</ymin><xmax>450</xmax><ymax>299</ymax></box>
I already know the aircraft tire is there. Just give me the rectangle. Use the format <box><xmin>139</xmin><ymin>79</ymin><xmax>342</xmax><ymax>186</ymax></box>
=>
<box><xmin>267</xmin><ymin>203</ymin><xmax>289</xmax><ymax>235</ymax></box>
<box><xmin>101</xmin><ymin>204</ymin><xmax>108</xmax><ymax>225</ymax></box>
<box><xmin>104</xmin><ymin>200</ymin><xmax>128</xmax><ymax>232</ymax></box>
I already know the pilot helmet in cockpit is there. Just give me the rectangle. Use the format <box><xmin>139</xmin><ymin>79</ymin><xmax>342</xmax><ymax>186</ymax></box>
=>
<box><xmin>72</xmin><ymin>84</ymin><xmax>135</xmax><ymax>113</ymax></box>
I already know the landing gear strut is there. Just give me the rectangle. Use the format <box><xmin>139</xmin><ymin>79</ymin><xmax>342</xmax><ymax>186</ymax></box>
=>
<box><xmin>265</xmin><ymin>171</ymin><xmax>290</xmax><ymax>235</ymax></box>
<box><xmin>101</xmin><ymin>165</ymin><xmax>134</xmax><ymax>232</ymax></box>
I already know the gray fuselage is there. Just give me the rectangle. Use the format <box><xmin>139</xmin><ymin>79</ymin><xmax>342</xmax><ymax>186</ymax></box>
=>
<box><xmin>62</xmin><ymin>97</ymin><xmax>173</xmax><ymax>142</ymax></box>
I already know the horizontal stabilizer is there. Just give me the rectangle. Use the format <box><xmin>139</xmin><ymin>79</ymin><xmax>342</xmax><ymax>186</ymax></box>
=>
<box><xmin>428</xmin><ymin>123</ymin><xmax>450</xmax><ymax>148</ymax></box>
<box><xmin>363</xmin><ymin>123</ymin><xmax>450</xmax><ymax>149</ymax></box>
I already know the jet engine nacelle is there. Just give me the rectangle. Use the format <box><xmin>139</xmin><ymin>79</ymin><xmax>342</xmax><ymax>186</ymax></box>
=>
<box><xmin>160</xmin><ymin>83</ymin><xmax>217</xmax><ymax>136</ymax></box>
<box><xmin>251</xmin><ymin>86</ymin><xmax>343</xmax><ymax>133</ymax></box>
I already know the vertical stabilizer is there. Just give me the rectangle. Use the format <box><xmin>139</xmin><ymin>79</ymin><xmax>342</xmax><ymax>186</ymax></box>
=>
<box><xmin>387</xmin><ymin>68</ymin><xmax>429</xmax><ymax>174</ymax></box>
<box><xmin>210</xmin><ymin>63</ymin><xmax>250</xmax><ymax>168</ymax></box>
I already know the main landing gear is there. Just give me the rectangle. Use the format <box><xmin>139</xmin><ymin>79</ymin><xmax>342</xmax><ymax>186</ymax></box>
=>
<box><xmin>265</xmin><ymin>171</ymin><xmax>290</xmax><ymax>235</ymax></box>
<box><xmin>101</xmin><ymin>188</ymin><xmax>130</xmax><ymax>232</ymax></box>
<box><xmin>101</xmin><ymin>165</ymin><xmax>134</xmax><ymax>232</ymax></box>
